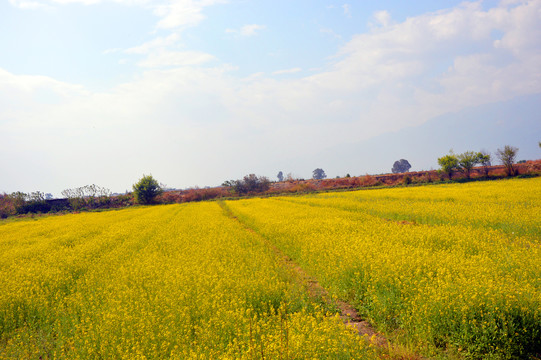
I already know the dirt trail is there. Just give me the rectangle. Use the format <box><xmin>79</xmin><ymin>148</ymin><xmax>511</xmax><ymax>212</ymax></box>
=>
<box><xmin>217</xmin><ymin>201</ymin><xmax>389</xmax><ymax>349</ymax></box>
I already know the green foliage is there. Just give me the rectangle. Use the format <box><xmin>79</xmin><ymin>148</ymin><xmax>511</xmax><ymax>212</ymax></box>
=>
<box><xmin>312</xmin><ymin>168</ymin><xmax>327</xmax><ymax>180</ymax></box>
<box><xmin>0</xmin><ymin>191</ymin><xmax>52</xmax><ymax>215</ymax></box>
<box><xmin>233</xmin><ymin>174</ymin><xmax>270</xmax><ymax>195</ymax></box>
<box><xmin>392</xmin><ymin>159</ymin><xmax>412</xmax><ymax>174</ymax></box>
<box><xmin>221</xmin><ymin>180</ymin><xmax>235</xmax><ymax>187</ymax></box>
<box><xmin>132</xmin><ymin>175</ymin><xmax>163</xmax><ymax>204</ymax></box>
<box><xmin>456</xmin><ymin>151</ymin><xmax>481</xmax><ymax>179</ymax></box>
<box><xmin>477</xmin><ymin>151</ymin><xmax>492</xmax><ymax>176</ymax></box>
<box><xmin>437</xmin><ymin>152</ymin><xmax>459</xmax><ymax>179</ymax></box>
<box><xmin>402</xmin><ymin>174</ymin><xmax>412</xmax><ymax>185</ymax></box>
<box><xmin>496</xmin><ymin>145</ymin><xmax>519</xmax><ymax>176</ymax></box>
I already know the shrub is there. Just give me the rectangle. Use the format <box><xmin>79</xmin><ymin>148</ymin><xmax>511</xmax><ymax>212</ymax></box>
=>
<box><xmin>402</xmin><ymin>174</ymin><xmax>412</xmax><ymax>185</ymax></box>
<box><xmin>133</xmin><ymin>175</ymin><xmax>163</xmax><ymax>204</ymax></box>
<box><xmin>233</xmin><ymin>174</ymin><xmax>270</xmax><ymax>195</ymax></box>
<box><xmin>0</xmin><ymin>193</ymin><xmax>16</xmax><ymax>218</ymax></box>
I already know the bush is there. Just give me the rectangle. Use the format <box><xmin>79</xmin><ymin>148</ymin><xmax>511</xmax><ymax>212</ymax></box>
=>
<box><xmin>133</xmin><ymin>175</ymin><xmax>163</xmax><ymax>204</ymax></box>
<box><xmin>402</xmin><ymin>175</ymin><xmax>412</xmax><ymax>185</ymax></box>
<box><xmin>0</xmin><ymin>193</ymin><xmax>16</xmax><ymax>218</ymax></box>
<box><xmin>233</xmin><ymin>174</ymin><xmax>270</xmax><ymax>195</ymax></box>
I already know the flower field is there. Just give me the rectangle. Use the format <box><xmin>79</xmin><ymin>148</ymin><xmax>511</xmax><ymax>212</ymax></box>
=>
<box><xmin>1</xmin><ymin>177</ymin><xmax>540</xmax><ymax>359</ymax></box>
<box><xmin>226</xmin><ymin>177</ymin><xmax>541</xmax><ymax>359</ymax></box>
<box><xmin>0</xmin><ymin>203</ymin><xmax>373</xmax><ymax>359</ymax></box>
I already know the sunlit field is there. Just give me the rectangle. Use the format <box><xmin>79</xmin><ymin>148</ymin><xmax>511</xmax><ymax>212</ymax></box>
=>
<box><xmin>0</xmin><ymin>203</ymin><xmax>372</xmax><ymax>359</ymax></box>
<box><xmin>1</xmin><ymin>177</ymin><xmax>540</xmax><ymax>359</ymax></box>
<box><xmin>227</xmin><ymin>177</ymin><xmax>541</xmax><ymax>359</ymax></box>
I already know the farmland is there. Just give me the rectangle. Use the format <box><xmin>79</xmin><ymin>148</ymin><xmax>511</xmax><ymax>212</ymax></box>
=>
<box><xmin>1</xmin><ymin>178</ymin><xmax>540</xmax><ymax>359</ymax></box>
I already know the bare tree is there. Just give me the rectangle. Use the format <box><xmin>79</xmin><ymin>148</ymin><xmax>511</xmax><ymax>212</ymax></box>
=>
<box><xmin>496</xmin><ymin>145</ymin><xmax>519</xmax><ymax>176</ymax></box>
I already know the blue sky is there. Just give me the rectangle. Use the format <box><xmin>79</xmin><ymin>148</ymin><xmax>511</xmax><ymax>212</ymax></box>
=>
<box><xmin>1</xmin><ymin>0</ymin><xmax>540</xmax><ymax>195</ymax></box>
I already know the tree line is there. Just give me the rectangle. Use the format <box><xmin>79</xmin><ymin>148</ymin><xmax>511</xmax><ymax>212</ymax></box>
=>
<box><xmin>1</xmin><ymin>143</ymin><xmax>538</xmax><ymax>218</ymax></box>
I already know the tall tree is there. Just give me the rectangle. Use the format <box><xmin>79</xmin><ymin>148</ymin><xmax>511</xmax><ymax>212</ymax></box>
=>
<box><xmin>477</xmin><ymin>150</ymin><xmax>492</xmax><ymax>176</ymax></box>
<box><xmin>312</xmin><ymin>168</ymin><xmax>327</xmax><ymax>180</ymax></box>
<box><xmin>277</xmin><ymin>171</ymin><xmax>284</xmax><ymax>182</ymax></box>
<box><xmin>457</xmin><ymin>151</ymin><xmax>480</xmax><ymax>179</ymax></box>
<box><xmin>496</xmin><ymin>145</ymin><xmax>519</xmax><ymax>176</ymax></box>
<box><xmin>391</xmin><ymin>159</ymin><xmax>412</xmax><ymax>174</ymax></box>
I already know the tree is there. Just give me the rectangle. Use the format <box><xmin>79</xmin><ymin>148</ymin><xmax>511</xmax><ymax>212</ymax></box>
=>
<box><xmin>312</xmin><ymin>168</ymin><xmax>327</xmax><ymax>180</ymax></box>
<box><xmin>478</xmin><ymin>151</ymin><xmax>491</xmax><ymax>176</ymax></box>
<box><xmin>496</xmin><ymin>145</ymin><xmax>519</xmax><ymax>176</ymax></box>
<box><xmin>62</xmin><ymin>184</ymin><xmax>111</xmax><ymax>210</ymax></box>
<box><xmin>221</xmin><ymin>180</ymin><xmax>235</xmax><ymax>187</ymax></box>
<box><xmin>391</xmin><ymin>159</ymin><xmax>412</xmax><ymax>174</ymax></box>
<box><xmin>437</xmin><ymin>152</ymin><xmax>459</xmax><ymax>180</ymax></box>
<box><xmin>277</xmin><ymin>171</ymin><xmax>284</xmax><ymax>182</ymax></box>
<box><xmin>233</xmin><ymin>174</ymin><xmax>270</xmax><ymax>195</ymax></box>
<box><xmin>456</xmin><ymin>151</ymin><xmax>480</xmax><ymax>179</ymax></box>
<box><xmin>133</xmin><ymin>175</ymin><xmax>163</xmax><ymax>204</ymax></box>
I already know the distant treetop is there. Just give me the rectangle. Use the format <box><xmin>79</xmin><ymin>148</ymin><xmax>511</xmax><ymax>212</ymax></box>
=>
<box><xmin>312</xmin><ymin>168</ymin><xmax>327</xmax><ymax>180</ymax></box>
<box><xmin>392</xmin><ymin>159</ymin><xmax>411</xmax><ymax>174</ymax></box>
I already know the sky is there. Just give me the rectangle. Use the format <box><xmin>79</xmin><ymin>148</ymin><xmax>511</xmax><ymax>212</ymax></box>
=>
<box><xmin>1</xmin><ymin>0</ymin><xmax>541</xmax><ymax>195</ymax></box>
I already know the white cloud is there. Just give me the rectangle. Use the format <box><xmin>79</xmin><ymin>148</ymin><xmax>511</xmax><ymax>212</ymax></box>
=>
<box><xmin>272</xmin><ymin>68</ymin><xmax>302</xmax><ymax>75</ymax></box>
<box><xmin>0</xmin><ymin>68</ymin><xmax>87</xmax><ymax>97</ymax></box>
<box><xmin>8</xmin><ymin>0</ymin><xmax>51</xmax><ymax>9</ymax></box>
<box><xmin>9</xmin><ymin>0</ymin><xmax>225</xmax><ymax>31</ymax></box>
<box><xmin>372</xmin><ymin>10</ymin><xmax>391</xmax><ymax>27</ymax></box>
<box><xmin>226</xmin><ymin>24</ymin><xmax>266</xmax><ymax>37</ymax></box>
<box><xmin>153</xmin><ymin>0</ymin><xmax>226</xmax><ymax>29</ymax></box>
<box><xmin>342</xmin><ymin>3</ymin><xmax>351</xmax><ymax>17</ymax></box>
<box><xmin>125</xmin><ymin>33</ymin><xmax>180</xmax><ymax>54</ymax></box>
<box><xmin>320</xmin><ymin>27</ymin><xmax>342</xmax><ymax>40</ymax></box>
<box><xmin>137</xmin><ymin>50</ymin><xmax>215</xmax><ymax>67</ymax></box>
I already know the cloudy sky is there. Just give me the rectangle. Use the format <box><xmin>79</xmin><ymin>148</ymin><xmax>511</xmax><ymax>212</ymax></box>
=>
<box><xmin>1</xmin><ymin>0</ymin><xmax>541</xmax><ymax>195</ymax></box>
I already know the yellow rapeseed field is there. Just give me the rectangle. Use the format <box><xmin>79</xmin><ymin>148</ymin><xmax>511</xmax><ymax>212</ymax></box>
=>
<box><xmin>1</xmin><ymin>177</ymin><xmax>539</xmax><ymax>359</ymax></box>
<box><xmin>0</xmin><ymin>203</ymin><xmax>373</xmax><ymax>359</ymax></box>
<box><xmin>226</xmin><ymin>177</ymin><xmax>541</xmax><ymax>359</ymax></box>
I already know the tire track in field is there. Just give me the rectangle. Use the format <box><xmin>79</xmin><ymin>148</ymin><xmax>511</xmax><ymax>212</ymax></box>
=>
<box><xmin>217</xmin><ymin>201</ymin><xmax>391</xmax><ymax>351</ymax></box>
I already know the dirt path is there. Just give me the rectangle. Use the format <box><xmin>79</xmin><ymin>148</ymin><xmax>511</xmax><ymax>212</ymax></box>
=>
<box><xmin>217</xmin><ymin>201</ymin><xmax>391</xmax><ymax>350</ymax></box>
